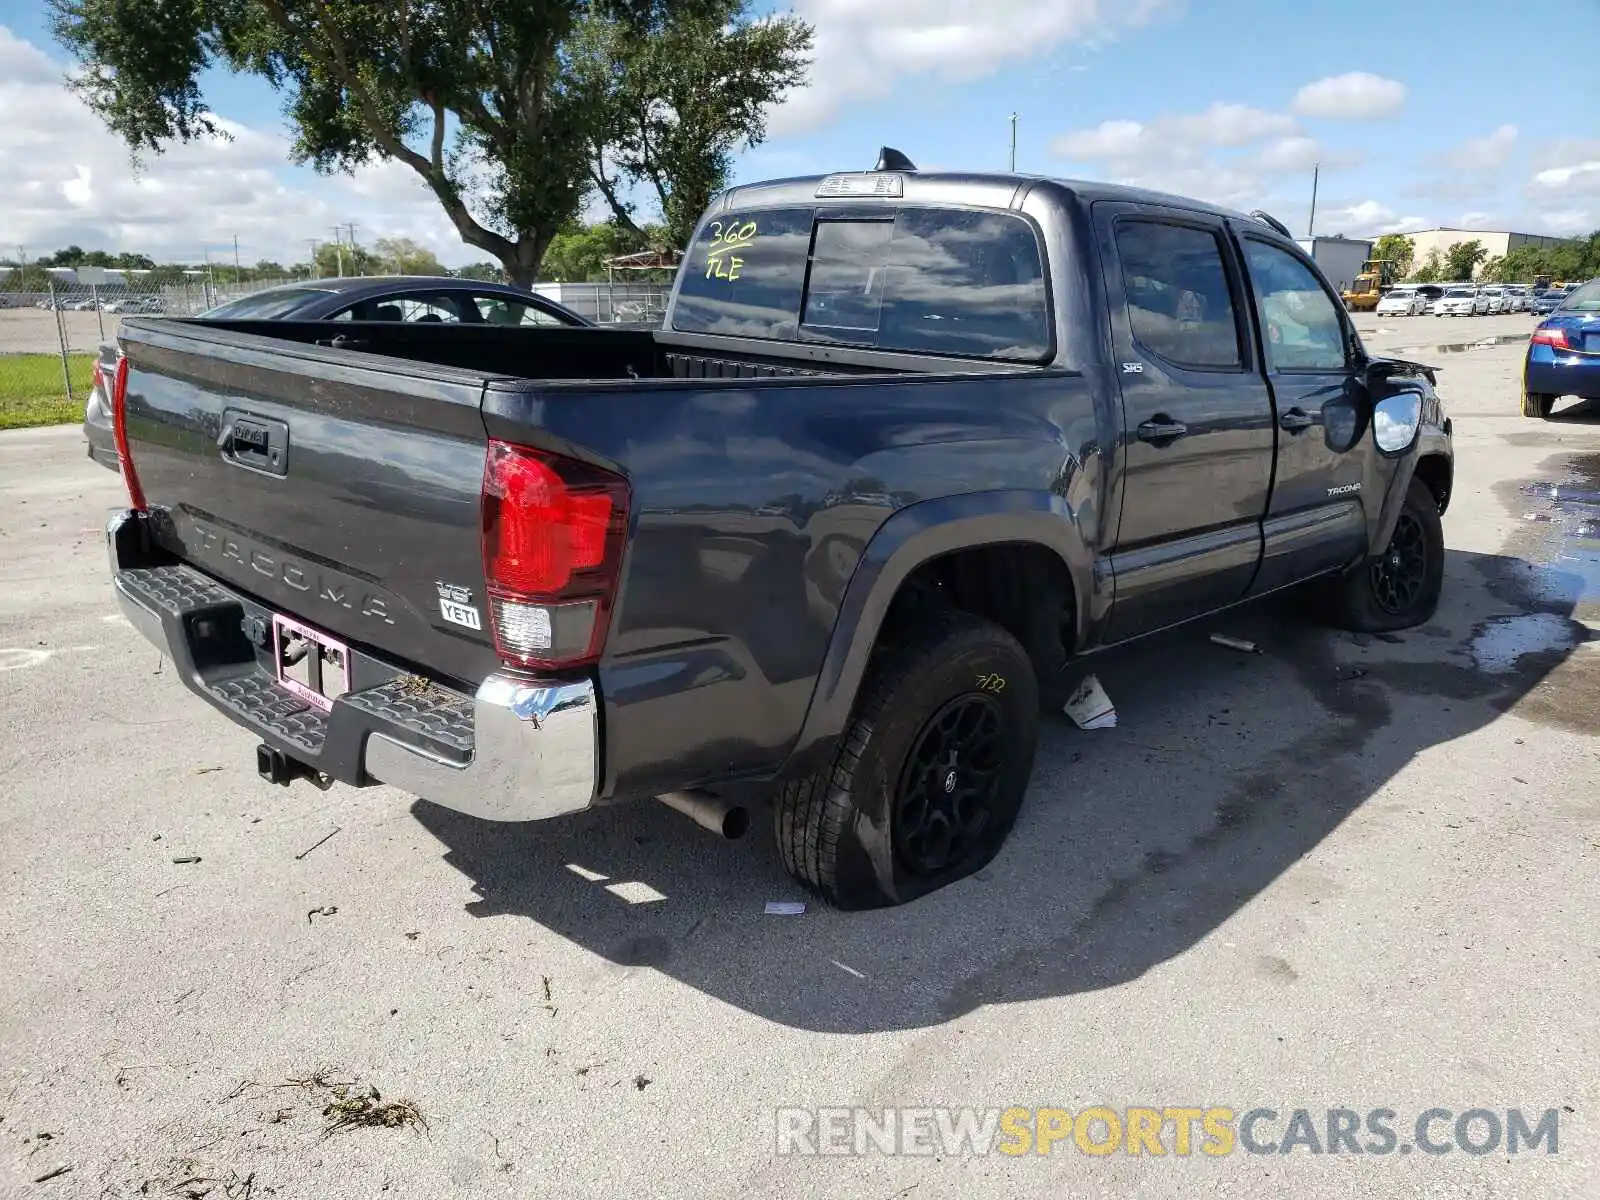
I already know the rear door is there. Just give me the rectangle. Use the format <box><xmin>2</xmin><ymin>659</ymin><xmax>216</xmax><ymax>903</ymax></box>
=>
<box><xmin>1095</xmin><ymin>204</ymin><xmax>1275</xmax><ymax>641</ymax></box>
<box><xmin>119</xmin><ymin>320</ymin><xmax>502</xmax><ymax>685</ymax></box>
<box><xmin>1231</xmin><ymin>231</ymin><xmax>1370</xmax><ymax>594</ymax></box>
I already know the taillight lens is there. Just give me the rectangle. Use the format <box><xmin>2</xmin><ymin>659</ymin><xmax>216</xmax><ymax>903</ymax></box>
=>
<box><xmin>1531</xmin><ymin>326</ymin><xmax>1570</xmax><ymax>350</ymax></box>
<box><xmin>481</xmin><ymin>439</ymin><xmax>630</xmax><ymax>670</ymax></box>
<box><xmin>108</xmin><ymin>353</ymin><xmax>146</xmax><ymax>510</ymax></box>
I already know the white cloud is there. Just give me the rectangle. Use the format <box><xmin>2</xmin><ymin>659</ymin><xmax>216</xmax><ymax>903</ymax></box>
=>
<box><xmin>1254</xmin><ymin>135</ymin><xmax>1324</xmax><ymax>173</ymax></box>
<box><xmin>1292</xmin><ymin>72</ymin><xmax>1406</xmax><ymax>120</ymax></box>
<box><xmin>0</xmin><ymin>26</ymin><xmax>492</xmax><ymax>266</ymax></box>
<box><xmin>1445</xmin><ymin>124</ymin><xmax>1518</xmax><ymax>170</ymax></box>
<box><xmin>1054</xmin><ymin>119</ymin><xmax>1152</xmax><ymax>160</ymax></box>
<box><xmin>770</xmin><ymin>0</ymin><xmax>1176</xmax><ymax>136</ymax></box>
<box><xmin>1170</xmin><ymin>103</ymin><xmax>1295</xmax><ymax>147</ymax></box>
<box><xmin>1532</xmin><ymin>161</ymin><xmax>1600</xmax><ymax>195</ymax></box>
<box><xmin>1312</xmin><ymin>200</ymin><xmax>1430</xmax><ymax>238</ymax></box>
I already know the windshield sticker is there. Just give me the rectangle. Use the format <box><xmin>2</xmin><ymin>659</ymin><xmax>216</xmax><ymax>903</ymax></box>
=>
<box><xmin>704</xmin><ymin>220</ymin><xmax>758</xmax><ymax>281</ymax></box>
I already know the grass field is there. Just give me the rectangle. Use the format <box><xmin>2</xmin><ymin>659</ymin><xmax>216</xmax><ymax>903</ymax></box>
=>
<box><xmin>0</xmin><ymin>353</ymin><xmax>94</xmax><ymax>429</ymax></box>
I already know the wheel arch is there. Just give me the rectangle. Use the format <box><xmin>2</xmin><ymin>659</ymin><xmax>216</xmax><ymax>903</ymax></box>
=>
<box><xmin>783</xmin><ymin>490</ymin><xmax>1094</xmax><ymax>777</ymax></box>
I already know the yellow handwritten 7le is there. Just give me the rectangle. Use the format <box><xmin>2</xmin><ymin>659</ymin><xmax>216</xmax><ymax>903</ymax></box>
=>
<box><xmin>705</xmin><ymin>220</ymin><xmax>758</xmax><ymax>281</ymax></box>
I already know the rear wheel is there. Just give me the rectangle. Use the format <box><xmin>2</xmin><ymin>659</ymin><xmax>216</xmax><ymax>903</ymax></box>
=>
<box><xmin>773</xmin><ymin>610</ymin><xmax>1038</xmax><ymax>909</ymax></box>
<box><xmin>1322</xmin><ymin>477</ymin><xmax>1445</xmax><ymax>633</ymax></box>
<box><xmin>1521</xmin><ymin>388</ymin><xmax>1556</xmax><ymax>419</ymax></box>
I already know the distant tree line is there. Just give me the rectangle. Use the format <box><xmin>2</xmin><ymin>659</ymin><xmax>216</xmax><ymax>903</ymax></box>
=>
<box><xmin>1375</xmin><ymin>229</ymin><xmax>1600</xmax><ymax>285</ymax></box>
<box><xmin>1</xmin><ymin>221</ymin><xmax>671</xmax><ymax>290</ymax></box>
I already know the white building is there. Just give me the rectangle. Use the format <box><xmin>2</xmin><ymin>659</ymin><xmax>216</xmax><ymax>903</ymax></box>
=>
<box><xmin>1402</xmin><ymin>228</ymin><xmax>1577</xmax><ymax>278</ymax></box>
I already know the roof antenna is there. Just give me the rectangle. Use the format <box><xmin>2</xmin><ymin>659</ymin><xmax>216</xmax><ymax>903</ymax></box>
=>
<box><xmin>874</xmin><ymin>147</ymin><xmax>917</xmax><ymax>173</ymax></box>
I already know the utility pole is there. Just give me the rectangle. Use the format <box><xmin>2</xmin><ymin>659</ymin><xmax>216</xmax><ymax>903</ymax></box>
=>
<box><xmin>329</xmin><ymin>226</ymin><xmax>346</xmax><ymax>278</ymax></box>
<box><xmin>1009</xmin><ymin>113</ymin><xmax>1019</xmax><ymax>172</ymax></box>
<box><xmin>1308</xmin><ymin>162</ymin><xmax>1320</xmax><ymax>238</ymax></box>
<box><xmin>232</xmin><ymin>234</ymin><xmax>241</xmax><ymax>284</ymax></box>
<box><xmin>305</xmin><ymin>239</ymin><xmax>321</xmax><ymax>280</ymax></box>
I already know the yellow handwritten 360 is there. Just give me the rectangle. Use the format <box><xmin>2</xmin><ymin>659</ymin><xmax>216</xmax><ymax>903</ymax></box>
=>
<box><xmin>704</xmin><ymin>220</ymin><xmax>758</xmax><ymax>281</ymax></box>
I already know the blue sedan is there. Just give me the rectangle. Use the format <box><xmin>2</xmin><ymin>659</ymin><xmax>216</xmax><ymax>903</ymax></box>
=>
<box><xmin>1522</xmin><ymin>280</ymin><xmax>1600</xmax><ymax>418</ymax></box>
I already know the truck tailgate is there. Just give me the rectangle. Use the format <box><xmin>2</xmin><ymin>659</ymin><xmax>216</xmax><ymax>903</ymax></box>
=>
<box><xmin>118</xmin><ymin>320</ymin><xmax>501</xmax><ymax>685</ymax></box>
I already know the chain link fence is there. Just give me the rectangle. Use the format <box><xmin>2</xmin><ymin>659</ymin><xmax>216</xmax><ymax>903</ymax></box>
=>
<box><xmin>1</xmin><ymin>272</ymin><xmax>673</xmax><ymax>417</ymax></box>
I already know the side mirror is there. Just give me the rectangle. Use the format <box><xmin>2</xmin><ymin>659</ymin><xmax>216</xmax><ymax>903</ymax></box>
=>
<box><xmin>1373</xmin><ymin>392</ymin><xmax>1422</xmax><ymax>455</ymax></box>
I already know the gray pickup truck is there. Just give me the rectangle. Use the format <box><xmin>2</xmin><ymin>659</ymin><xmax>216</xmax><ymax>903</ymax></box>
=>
<box><xmin>101</xmin><ymin>152</ymin><xmax>1453</xmax><ymax>908</ymax></box>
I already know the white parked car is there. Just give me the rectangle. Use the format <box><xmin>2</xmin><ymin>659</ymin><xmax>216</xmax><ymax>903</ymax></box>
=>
<box><xmin>1477</xmin><ymin>286</ymin><xmax>1508</xmax><ymax>314</ymax></box>
<box><xmin>1376</xmin><ymin>286</ymin><xmax>1428</xmax><ymax>316</ymax></box>
<box><xmin>1503</xmin><ymin>286</ymin><xmax>1528</xmax><ymax>312</ymax></box>
<box><xmin>1433</xmin><ymin>287</ymin><xmax>1479</xmax><ymax>316</ymax></box>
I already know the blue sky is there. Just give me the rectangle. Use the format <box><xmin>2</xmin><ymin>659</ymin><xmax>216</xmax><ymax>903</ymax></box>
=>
<box><xmin>2</xmin><ymin>0</ymin><xmax>1596</xmax><ymax>265</ymax></box>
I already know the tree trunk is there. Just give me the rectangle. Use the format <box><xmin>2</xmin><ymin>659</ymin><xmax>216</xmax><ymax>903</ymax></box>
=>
<box><xmin>500</xmin><ymin>232</ymin><xmax>551</xmax><ymax>289</ymax></box>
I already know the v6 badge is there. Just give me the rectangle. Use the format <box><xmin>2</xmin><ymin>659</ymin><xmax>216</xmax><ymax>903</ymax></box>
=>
<box><xmin>435</xmin><ymin>581</ymin><xmax>482</xmax><ymax>631</ymax></box>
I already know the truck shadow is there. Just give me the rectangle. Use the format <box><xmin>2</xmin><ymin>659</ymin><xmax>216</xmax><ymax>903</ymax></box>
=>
<box><xmin>411</xmin><ymin>543</ymin><xmax>1595</xmax><ymax>1034</ymax></box>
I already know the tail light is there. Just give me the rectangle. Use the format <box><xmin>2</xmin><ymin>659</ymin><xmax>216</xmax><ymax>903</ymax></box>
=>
<box><xmin>480</xmin><ymin>439</ymin><xmax>630</xmax><ymax>671</ymax></box>
<box><xmin>1531</xmin><ymin>326</ymin><xmax>1570</xmax><ymax>350</ymax></box>
<box><xmin>107</xmin><ymin>353</ymin><xmax>147</xmax><ymax>510</ymax></box>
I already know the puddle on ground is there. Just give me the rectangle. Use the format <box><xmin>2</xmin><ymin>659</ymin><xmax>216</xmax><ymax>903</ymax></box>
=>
<box><xmin>1380</xmin><ymin>333</ymin><xmax>1532</xmax><ymax>357</ymax></box>
<box><xmin>1470</xmin><ymin>613</ymin><xmax>1581</xmax><ymax>673</ymax></box>
<box><xmin>1512</xmin><ymin>454</ymin><xmax>1600</xmax><ymax>622</ymax></box>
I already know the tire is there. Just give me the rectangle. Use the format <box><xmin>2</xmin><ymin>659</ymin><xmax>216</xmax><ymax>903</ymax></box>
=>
<box><xmin>1521</xmin><ymin>388</ymin><xmax>1556</xmax><ymax>419</ymax></box>
<box><xmin>773</xmin><ymin>610</ymin><xmax>1039</xmax><ymax>909</ymax></box>
<box><xmin>1323</xmin><ymin>477</ymin><xmax>1445</xmax><ymax>633</ymax></box>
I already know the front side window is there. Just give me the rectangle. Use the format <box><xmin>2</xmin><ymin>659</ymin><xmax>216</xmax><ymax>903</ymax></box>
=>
<box><xmin>1113</xmin><ymin>220</ymin><xmax>1242</xmax><ymax>369</ymax></box>
<box><xmin>1241</xmin><ymin>240</ymin><xmax>1348</xmax><ymax>372</ymax></box>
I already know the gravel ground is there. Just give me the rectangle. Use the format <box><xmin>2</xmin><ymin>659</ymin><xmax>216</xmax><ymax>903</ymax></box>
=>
<box><xmin>1</xmin><ymin>335</ymin><xmax>1597</xmax><ymax>1198</ymax></box>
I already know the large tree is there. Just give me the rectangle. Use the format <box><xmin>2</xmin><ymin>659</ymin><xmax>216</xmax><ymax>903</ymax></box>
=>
<box><xmin>49</xmin><ymin>0</ymin><xmax>811</xmax><ymax>285</ymax></box>
<box><xmin>1372</xmin><ymin>233</ymin><xmax>1414</xmax><ymax>279</ymax></box>
<box><xmin>573</xmin><ymin>1</ymin><xmax>811</xmax><ymax>250</ymax></box>
<box><xmin>1443</xmin><ymin>239</ymin><xmax>1489</xmax><ymax>281</ymax></box>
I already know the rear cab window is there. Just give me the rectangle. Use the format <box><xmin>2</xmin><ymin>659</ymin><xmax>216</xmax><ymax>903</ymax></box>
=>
<box><xmin>672</xmin><ymin>205</ymin><xmax>1052</xmax><ymax>362</ymax></box>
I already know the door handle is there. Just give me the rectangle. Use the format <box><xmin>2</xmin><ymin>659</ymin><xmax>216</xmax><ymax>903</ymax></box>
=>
<box><xmin>1279</xmin><ymin>408</ymin><xmax>1316</xmax><ymax>433</ymax></box>
<box><xmin>1136</xmin><ymin>418</ymin><xmax>1188</xmax><ymax>444</ymax></box>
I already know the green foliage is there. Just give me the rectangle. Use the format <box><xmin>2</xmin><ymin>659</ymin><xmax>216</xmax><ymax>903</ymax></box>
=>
<box><xmin>1486</xmin><ymin>236</ymin><xmax>1600</xmax><ymax>284</ymax></box>
<box><xmin>452</xmin><ymin>261</ymin><xmax>507</xmax><ymax>282</ymax></box>
<box><xmin>1410</xmin><ymin>248</ymin><xmax>1444</xmax><ymax>283</ymax></box>
<box><xmin>539</xmin><ymin>219</ymin><xmax>659</xmax><ymax>281</ymax></box>
<box><xmin>373</xmin><ymin>236</ymin><xmax>447</xmax><ymax>275</ymax></box>
<box><xmin>1372</xmin><ymin>233</ymin><xmax>1414</xmax><ymax>279</ymax></box>
<box><xmin>3</xmin><ymin>265</ymin><xmax>58</xmax><ymax>291</ymax></box>
<box><xmin>312</xmin><ymin>241</ymin><xmax>383</xmax><ymax>278</ymax></box>
<box><xmin>50</xmin><ymin>0</ymin><xmax>812</xmax><ymax>284</ymax></box>
<box><xmin>572</xmin><ymin>1</ymin><xmax>812</xmax><ymax>249</ymax></box>
<box><xmin>1443</xmin><ymin>239</ymin><xmax>1489</xmax><ymax>281</ymax></box>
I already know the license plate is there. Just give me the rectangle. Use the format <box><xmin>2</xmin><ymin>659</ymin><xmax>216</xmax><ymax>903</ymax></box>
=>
<box><xmin>271</xmin><ymin>613</ymin><xmax>351</xmax><ymax>713</ymax></box>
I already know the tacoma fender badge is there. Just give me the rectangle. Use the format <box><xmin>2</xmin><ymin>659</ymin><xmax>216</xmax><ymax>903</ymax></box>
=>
<box><xmin>435</xmin><ymin>581</ymin><xmax>482</xmax><ymax>631</ymax></box>
<box><xmin>1327</xmin><ymin>482</ymin><xmax>1362</xmax><ymax>497</ymax></box>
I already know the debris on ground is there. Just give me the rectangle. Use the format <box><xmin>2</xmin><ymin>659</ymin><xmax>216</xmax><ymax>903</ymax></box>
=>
<box><xmin>306</xmin><ymin>905</ymin><xmax>339</xmax><ymax>925</ymax></box>
<box><xmin>192</xmin><ymin>765</ymin><xmax>224</xmax><ymax>775</ymax></box>
<box><xmin>633</xmin><ymin>1075</ymin><xmax>652</xmax><ymax>1091</ymax></box>
<box><xmin>293</xmin><ymin>827</ymin><xmax>341</xmax><ymax>861</ymax></box>
<box><xmin>1062</xmin><ymin>674</ymin><xmax>1117</xmax><ymax>730</ymax></box>
<box><xmin>764</xmin><ymin>901</ymin><xmax>806</xmax><ymax>916</ymax></box>
<box><xmin>1209</xmin><ymin>633</ymin><xmax>1260</xmax><ymax>654</ymax></box>
<box><xmin>32</xmin><ymin>1164</ymin><xmax>71</xmax><ymax>1183</ymax></box>
<box><xmin>171</xmin><ymin>856</ymin><xmax>202</xmax><ymax>865</ymax></box>
<box><xmin>320</xmin><ymin>1085</ymin><xmax>428</xmax><ymax>1139</ymax></box>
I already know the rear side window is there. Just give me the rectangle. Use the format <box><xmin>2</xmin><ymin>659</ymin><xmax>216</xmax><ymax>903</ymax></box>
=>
<box><xmin>673</xmin><ymin>206</ymin><xmax>1052</xmax><ymax>361</ymax></box>
<box><xmin>671</xmin><ymin>209</ymin><xmax>816</xmax><ymax>339</ymax></box>
<box><xmin>1113</xmin><ymin>220</ymin><xmax>1242</xmax><ymax>369</ymax></box>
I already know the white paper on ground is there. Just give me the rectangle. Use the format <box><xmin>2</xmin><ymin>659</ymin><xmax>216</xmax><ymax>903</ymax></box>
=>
<box><xmin>1062</xmin><ymin>674</ymin><xmax>1117</xmax><ymax>730</ymax></box>
<box><xmin>765</xmin><ymin>901</ymin><xmax>806</xmax><ymax>916</ymax></box>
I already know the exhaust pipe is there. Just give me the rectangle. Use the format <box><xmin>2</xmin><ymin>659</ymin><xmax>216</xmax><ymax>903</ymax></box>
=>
<box><xmin>656</xmin><ymin>789</ymin><xmax>749</xmax><ymax>839</ymax></box>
